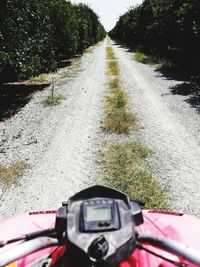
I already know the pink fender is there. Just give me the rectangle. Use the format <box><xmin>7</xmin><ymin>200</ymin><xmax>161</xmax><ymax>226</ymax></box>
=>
<box><xmin>0</xmin><ymin>210</ymin><xmax>200</xmax><ymax>266</ymax></box>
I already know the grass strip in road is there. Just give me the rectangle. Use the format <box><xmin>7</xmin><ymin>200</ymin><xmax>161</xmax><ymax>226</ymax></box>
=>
<box><xmin>0</xmin><ymin>162</ymin><xmax>27</xmax><ymax>189</ymax></box>
<box><xmin>106</xmin><ymin>87</ymin><xmax>127</xmax><ymax>109</ymax></box>
<box><xmin>100</xmin><ymin>141</ymin><xmax>168</xmax><ymax>210</ymax></box>
<box><xmin>103</xmin><ymin>48</ymin><xmax>137</xmax><ymax>134</ymax></box>
<box><xmin>102</xmin><ymin>77</ymin><xmax>137</xmax><ymax>134</ymax></box>
<box><xmin>101</xmin><ymin>46</ymin><xmax>168</xmax><ymax>210</ymax></box>
<box><xmin>106</xmin><ymin>46</ymin><xmax>116</xmax><ymax>60</ymax></box>
<box><xmin>107</xmin><ymin>60</ymin><xmax>119</xmax><ymax>76</ymax></box>
<box><xmin>103</xmin><ymin>108</ymin><xmax>137</xmax><ymax>134</ymax></box>
<box><xmin>103</xmin><ymin>84</ymin><xmax>137</xmax><ymax>134</ymax></box>
<box><xmin>108</xmin><ymin>78</ymin><xmax>120</xmax><ymax>89</ymax></box>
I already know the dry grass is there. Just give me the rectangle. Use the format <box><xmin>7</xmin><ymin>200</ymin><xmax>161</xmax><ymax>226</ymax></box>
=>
<box><xmin>103</xmin><ymin>77</ymin><xmax>138</xmax><ymax>134</ymax></box>
<box><xmin>104</xmin><ymin>47</ymin><xmax>138</xmax><ymax>134</ymax></box>
<box><xmin>106</xmin><ymin>88</ymin><xmax>127</xmax><ymax>109</ymax></box>
<box><xmin>43</xmin><ymin>94</ymin><xmax>66</xmax><ymax>106</ymax></box>
<box><xmin>102</xmin><ymin>46</ymin><xmax>167</xmax><ymax>210</ymax></box>
<box><xmin>28</xmin><ymin>74</ymin><xmax>49</xmax><ymax>83</ymax></box>
<box><xmin>85</xmin><ymin>46</ymin><xmax>95</xmax><ymax>53</ymax></box>
<box><xmin>107</xmin><ymin>60</ymin><xmax>119</xmax><ymax>76</ymax></box>
<box><xmin>100</xmin><ymin>141</ymin><xmax>168</xmax><ymax>210</ymax></box>
<box><xmin>106</xmin><ymin>47</ymin><xmax>116</xmax><ymax>60</ymax></box>
<box><xmin>106</xmin><ymin>47</ymin><xmax>119</xmax><ymax>76</ymax></box>
<box><xmin>133</xmin><ymin>52</ymin><xmax>176</xmax><ymax>72</ymax></box>
<box><xmin>133</xmin><ymin>52</ymin><xmax>151</xmax><ymax>64</ymax></box>
<box><xmin>102</xmin><ymin>109</ymin><xmax>137</xmax><ymax>134</ymax></box>
<box><xmin>0</xmin><ymin>162</ymin><xmax>27</xmax><ymax>188</ymax></box>
<box><xmin>108</xmin><ymin>78</ymin><xmax>120</xmax><ymax>90</ymax></box>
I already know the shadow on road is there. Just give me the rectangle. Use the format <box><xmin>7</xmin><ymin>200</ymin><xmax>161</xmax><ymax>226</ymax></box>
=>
<box><xmin>154</xmin><ymin>65</ymin><xmax>200</xmax><ymax>113</ymax></box>
<box><xmin>110</xmin><ymin>41</ymin><xmax>200</xmax><ymax>114</ymax></box>
<box><xmin>169</xmin><ymin>81</ymin><xmax>200</xmax><ymax>113</ymax></box>
<box><xmin>0</xmin><ymin>84</ymin><xmax>47</xmax><ymax>121</ymax></box>
<box><xmin>154</xmin><ymin>67</ymin><xmax>188</xmax><ymax>82</ymax></box>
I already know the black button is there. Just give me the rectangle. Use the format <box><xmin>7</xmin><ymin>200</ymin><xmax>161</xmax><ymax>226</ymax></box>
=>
<box><xmin>98</xmin><ymin>221</ymin><xmax>111</xmax><ymax>227</ymax></box>
<box><xmin>99</xmin><ymin>221</ymin><xmax>105</xmax><ymax>227</ymax></box>
<box><xmin>104</xmin><ymin>221</ymin><xmax>111</xmax><ymax>227</ymax></box>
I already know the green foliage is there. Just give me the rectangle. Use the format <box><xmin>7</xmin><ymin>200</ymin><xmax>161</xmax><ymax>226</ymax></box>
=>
<box><xmin>155</xmin><ymin>60</ymin><xmax>177</xmax><ymax>71</ymax></box>
<box><xmin>134</xmin><ymin>52</ymin><xmax>151</xmax><ymax>64</ymax></box>
<box><xmin>0</xmin><ymin>0</ymin><xmax>106</xmax><ymax>81</ymax></box>
<box><xmin>110</xmin><ymin>0</ymin><xmax>200</xmax><ymax>76</ymax></box>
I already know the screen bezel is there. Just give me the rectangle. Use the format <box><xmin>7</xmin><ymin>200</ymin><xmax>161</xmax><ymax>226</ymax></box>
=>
<box><xmin>79</xmin><ymin>198</ymin><xmax>120</xmax><ymax>233</ymax></box>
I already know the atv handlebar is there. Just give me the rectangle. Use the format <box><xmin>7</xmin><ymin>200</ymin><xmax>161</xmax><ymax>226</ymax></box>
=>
<box><xmin>137</xmin><ymin>235</ymin><xmax>200</xmax><ymax>266</ymax></box>
<box><xmin>0</xmin><ymin>237</ymin><xmax>58</xmax><ymax>267</ymax></box>
<box><xmin>0</xmin><ymin>234</ymin><xmax>200</xmax><ymax>266</ymax></box>
<box><xmin>0</xmin><ymin>185</ymin><xmax>199</xmax><ymax>266</ymax></box>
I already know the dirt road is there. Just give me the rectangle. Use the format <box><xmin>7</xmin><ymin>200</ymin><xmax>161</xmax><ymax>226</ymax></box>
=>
<box><xmin>0</xmin><ymin>39</ymin><xmax>200</xmax><ymax>216</ymax></box>
<box><xmin>0</xmin><ymin>40</ymin><xmax>106</xmax><ymax>216</ymax></box>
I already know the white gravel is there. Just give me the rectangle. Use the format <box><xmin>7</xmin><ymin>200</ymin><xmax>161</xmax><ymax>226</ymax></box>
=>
<box><xmin>1</xmin><ymin>39</ymin><xmax>200</xmax><ymax>217</ymax></box>
<box><xmin>0</xmin><ymin>40</ymin><xmax>106</xmax><ymax>216</ymax></box>
<box><xmin>112</xmin><ymin>43</ymin><xmax>200</xmax><ymax>216</ymax></box>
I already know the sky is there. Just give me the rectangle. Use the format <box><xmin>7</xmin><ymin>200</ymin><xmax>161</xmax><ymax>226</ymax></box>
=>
<box><xmin>71</xmin><ymin>0</ymin><xmax>143</xmax><ymax>32</ymax></box>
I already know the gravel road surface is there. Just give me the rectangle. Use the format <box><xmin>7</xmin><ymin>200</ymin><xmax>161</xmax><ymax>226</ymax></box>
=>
<box><xmin>0</xmin><ymin>40</ymin><xmax>106</xmax><ymax>216</ymax></box>
<box><xmin>112</xmin><ymin>43</ymin><xmax>200</xmax><ymax>216</ymax></box>
<box><xmin>0</xmin><ymin>39</ymin><xmax>200</xmax><ymax>217</ymax></box>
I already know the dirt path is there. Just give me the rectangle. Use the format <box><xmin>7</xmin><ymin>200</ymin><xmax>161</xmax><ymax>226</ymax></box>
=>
<box><xmin>0</xmin><ymin>40</ymin><xmax>106</xmax><ymax>216</ymax></box>
<box><xmin>112</xmin><ymin>43</ymin><xmax>200</xmax><ymax>216</ymax></box>
<box><xmin>1</xmin><ymin>39</ymin><xmax>200</xmax><ymax>217</ymax></box>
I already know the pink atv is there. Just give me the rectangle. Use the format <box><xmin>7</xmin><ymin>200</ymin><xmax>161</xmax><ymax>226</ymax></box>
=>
<box><xmin>0</xmin><ymin>185</ymin><xmax>200</xmax><ymax>267</ymax></box>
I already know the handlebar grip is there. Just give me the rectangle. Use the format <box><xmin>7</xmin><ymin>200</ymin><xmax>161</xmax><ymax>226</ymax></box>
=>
<box><xmin>137</xmin><ymin>235</ymin><xmax>200</xmax><ymax>266</ymax></box>
<box><xmin>0</xmin><ymin>237</ymin><xmax>58</xmax><ymax>267</ymax></box>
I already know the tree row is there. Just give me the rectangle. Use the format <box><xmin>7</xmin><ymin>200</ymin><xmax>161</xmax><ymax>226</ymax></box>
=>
<box><xmin>0</xmin><ymin>0</ymin><xmax>106</xmax><ymax>81</ymax></box>
<box><xmin>110</xmin><ymin>0</ymin><xmax>200</xmax><ymax>76</ymax></box>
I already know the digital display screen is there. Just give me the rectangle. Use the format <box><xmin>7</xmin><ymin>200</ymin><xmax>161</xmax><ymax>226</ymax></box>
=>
<box><xmin>86</xmin><ymin>206</ymin><xmax>112</xmax><ymax>222</ymax></box>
